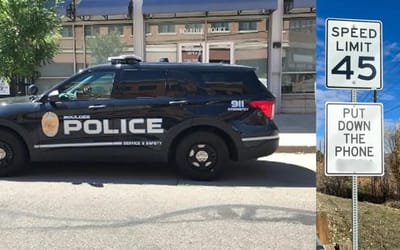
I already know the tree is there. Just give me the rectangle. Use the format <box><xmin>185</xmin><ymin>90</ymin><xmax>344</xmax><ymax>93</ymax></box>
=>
<box><xmin>86</xmin><ymin>30</ymin><xmax>125</xmax><ymax>65</ymax></box>
<box><xmin>0</xmin><ymin>0</ymin><xmax>62</xmax><ymax>95</ymax></box>
<box><xmin>390</xmin><ymin>127</ymin><xmax>400</xmax><ymax>198</ymax></box>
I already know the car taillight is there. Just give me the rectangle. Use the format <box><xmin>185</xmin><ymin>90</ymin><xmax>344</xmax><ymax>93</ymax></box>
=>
<box><xmin>249</xmin><ymin>100</ymin><xmax>275</xmax><ymax>120</ymax></box>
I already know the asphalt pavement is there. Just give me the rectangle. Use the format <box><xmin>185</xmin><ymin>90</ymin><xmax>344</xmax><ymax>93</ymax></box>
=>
<box><xmin>0</xmin><ymin>152</ymin><xmax>315</xmax><ymax>250</ymax></box>
<box><xmin>0</xmin><ymin>113</ymin><xmax>317</xmax><ymax>249</ymax></box>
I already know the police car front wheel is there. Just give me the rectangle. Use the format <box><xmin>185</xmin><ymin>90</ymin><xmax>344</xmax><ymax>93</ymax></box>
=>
<box><xmin>175</xmin><ymin>132</ymin><xmax>228</xmax><ymax>181</ymax></box>
<box><xmin>0</xmin><ymin>131</ymin><xmax>27</xmax><ymax>176</ymax></box>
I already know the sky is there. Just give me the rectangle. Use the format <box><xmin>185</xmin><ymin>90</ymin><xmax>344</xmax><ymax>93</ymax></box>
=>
<box><xmin>316</xmin><ymin>1</ymin><xmax>400</xmax><ymax>149</ymax></box>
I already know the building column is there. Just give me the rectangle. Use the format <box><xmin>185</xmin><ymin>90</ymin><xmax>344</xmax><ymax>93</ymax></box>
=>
<box><xmin>133</xmin><ymin>0</ymin><xmax>144</xmax><ymax>58</ymax></box>
<box><xmin>267</xmin><ymin>0</ymin><xmax>283</xmax><ymax>114</ymax></box>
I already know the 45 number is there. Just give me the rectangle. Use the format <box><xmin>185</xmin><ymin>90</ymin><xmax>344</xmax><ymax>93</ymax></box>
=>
<box><xmin>331</xmin><ymin>56</ymin><xmax>376</xmax><ymax>81</ymax></box>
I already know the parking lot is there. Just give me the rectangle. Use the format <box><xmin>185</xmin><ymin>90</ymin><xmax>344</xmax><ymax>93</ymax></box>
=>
<box><xmin>0</xmin><ymin>152</ymin><xmax>315</xmax><ymax>250</ymax></box>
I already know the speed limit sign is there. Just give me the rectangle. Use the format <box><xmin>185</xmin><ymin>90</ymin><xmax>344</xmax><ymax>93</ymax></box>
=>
<box><xmin>326</xmin><ymin>18</ymin><xmax>382</xmax><ymax>89</ymax></box>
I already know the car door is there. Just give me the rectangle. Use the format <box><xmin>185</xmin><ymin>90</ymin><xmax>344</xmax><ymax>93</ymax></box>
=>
<box><xmin>109</xmin><ymin>68</ymin><xmax>202</xmax><ymax>160</ymax></box>
<box><xmin>110</xmin><ymin>69</ymin><xmax>168</xmax><ymax>157</ymax></box>
<box><xmin>37</xmin><ymin>69</ymin><xmax>118</xmax><ymax>158</ymax></box>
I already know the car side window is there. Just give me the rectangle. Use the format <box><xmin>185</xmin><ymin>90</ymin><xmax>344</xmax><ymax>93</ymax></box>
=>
<box><xmin>166</xmin><ymin>70</ymin><xmax>198</xmax><ymax>97</ymax></box>
<box><xmin>58</xmin><ymin>70</ymin><xmax>115</xmax><ymax>101</ymax></box>
<box><xmin>195</xmin><ymin>71</ymin><xmax>246</xmax><ymax>96</ymax></box>
<box><xmin>113</xmin><ymin>69</ymin><xmax>166</xmax><ymax>98</ymax></box>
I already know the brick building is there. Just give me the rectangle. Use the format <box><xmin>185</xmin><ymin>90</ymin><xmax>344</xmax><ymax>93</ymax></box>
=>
<box><xmin>38</xmin><ymin>0</ymin><xmax>315</xmax><ymax>113</ymax></box>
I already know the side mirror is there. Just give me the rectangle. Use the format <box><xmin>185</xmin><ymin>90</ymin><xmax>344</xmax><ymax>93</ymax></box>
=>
<box><xmin>48</xmin><ymin>90</ymin><xmax>60</xmax><ymax>103</ymax></box>
<box><xmin>28</xmin><ymin>84</ymin><xmax>39</xmax><ymax>95</ymax></box>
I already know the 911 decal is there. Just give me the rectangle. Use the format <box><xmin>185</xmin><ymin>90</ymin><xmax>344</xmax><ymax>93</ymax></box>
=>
<box><xmin>228</xmin><ymin>100</ymin><xmax>249</xmax><ymax>112</ymax></box>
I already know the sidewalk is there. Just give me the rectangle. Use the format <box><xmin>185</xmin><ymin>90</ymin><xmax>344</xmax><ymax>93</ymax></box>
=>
<box><xmin>274</xmin><ymin>113</ymin><xmax>316</xmax><ymax>153</ymax></box>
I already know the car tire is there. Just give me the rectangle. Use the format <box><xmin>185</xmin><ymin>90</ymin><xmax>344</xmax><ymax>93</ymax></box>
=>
<box><xmin>175</xmin><ymin>131</ymin><xmax>228</xmax><ymax>181</ymax></box>
<box><xmin>0</xmin><ymin>131</ymin><xmax>27</xmax><ymax>176</ymax></box>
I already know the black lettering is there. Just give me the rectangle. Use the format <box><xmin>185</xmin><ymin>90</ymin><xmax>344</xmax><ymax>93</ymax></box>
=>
<box><xmin>336</xmin><ymin>41</ymin><xmax>343</xmax><ymax>51</ymax></box>
<box><xmin>335</xmin><ymin>146</ymin><xmax>342</xmax><ymax>156</ymax></box>
<box><xmin>349</xmin><ymin>42</ymin><xmax>359</xmax><ymax>51</ymax></box>
<box><xmin>341</xmin><ymin>27</ymin><xmax>349</xmax><ymax>35</ymax></box>
<box><xmin>338</xmin><ymin>121</ymin><xmax>345</xmax><ymax>131</ymax></box>
<box><xmin>351</xmin><ymin>27</ymin><xmax>358</xmax><ymax>38</ymax></box>
<box><xmin>335</xmin><ymin>146</ymin><xmax>374</xmax><ymax>157</ymax></box>
<box><xmin>369</xmin><ymin>29</ymin><xmax>377</xmax><ymax>38</ymax></box>
<box><xmin>332</xmin><ymin>26</ymin><xmax>340</xmax><ymax>37</ymax></box>
<box><xmin>359</xmin><ymin>28</ymin><xmax>367</xmax><ymax>38</ymax></box>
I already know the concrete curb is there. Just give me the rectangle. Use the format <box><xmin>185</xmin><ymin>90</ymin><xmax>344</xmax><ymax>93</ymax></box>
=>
<box><xmin>276</xmin><ymin>146</ymin><xmax>316</xmax><ymax>153</ymax></box>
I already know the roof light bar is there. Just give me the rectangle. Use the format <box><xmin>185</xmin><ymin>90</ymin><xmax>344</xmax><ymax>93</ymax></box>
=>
<box><xmin>108</xmin><ymin>54</ymin><xmax>143</xmax><ymax>65</ymax></box>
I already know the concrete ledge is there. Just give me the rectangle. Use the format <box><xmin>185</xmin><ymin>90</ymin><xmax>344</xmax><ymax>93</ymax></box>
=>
<box><xmin>277</xmin><ymin>145</ymin><xmax>316</xmax><ymax>153</ymax></box>
<box><xmin>277</xmin><ymin>133</ymin><xmax>316</xmax><ymax>153</ymax></box>
<box><xmin>272</xmin><ymin>114</ymin><xmax>316</xmax><ymax>153</ymax></box>
<box><xmin>279</xmin><ymin>133</ymin><xmax>315</xmax><ymax>147</ymax></box>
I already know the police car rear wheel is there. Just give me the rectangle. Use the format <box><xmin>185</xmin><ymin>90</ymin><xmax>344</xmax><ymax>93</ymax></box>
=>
<box><xmin>0</xmin><ymin>131</ymin><xmax>27</xmax><ymax>176</ymax></box>
<box><xmin>175</xmin><ymin>132</ymin><xmax>228</xmax><ymax>181</ymax></box>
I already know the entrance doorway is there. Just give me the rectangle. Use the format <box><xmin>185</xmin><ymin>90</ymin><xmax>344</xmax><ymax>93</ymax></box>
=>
<box><xmin>207</xmin><ymin>42</ymin><xmax>234</xmax><ymax>64</ymax></box>
<box><xmin>178</xmin><ymin>42</ymin><xmax>234</xmax><ymax>64</ymax></box>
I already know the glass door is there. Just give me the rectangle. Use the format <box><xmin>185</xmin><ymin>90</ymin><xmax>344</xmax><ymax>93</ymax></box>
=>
<box><xmin>178</xmin><ymin>43</ymin><xmax>205</xmax><ymax>63</ymax></box>
<box><xmin>206</xmin><ymin>42</ymin><xmax>234</xmax><ymax>64</ymax></box>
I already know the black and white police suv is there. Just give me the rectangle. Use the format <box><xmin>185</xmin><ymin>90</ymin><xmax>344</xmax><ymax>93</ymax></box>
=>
<box><xmin>0</xmin><ymin>55</ymin><xmax>279</xmax><ymax>180</ymax></box>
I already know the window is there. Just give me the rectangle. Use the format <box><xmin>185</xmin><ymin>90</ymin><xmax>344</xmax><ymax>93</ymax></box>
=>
<box><xmin>283</xmin><ymin>48</ymin><xmax>315</xmax><ymax>72</ymax></box>
<box><xmin>166</xmin><ymin>71</ymin><xmax>198</xmax><ymax>97</ymax></box>
<box><xmin>108</xmin><ymin>24</ymin><xmax>124</xmax><ymax>36</ymax></box>
<box><xmin>210</xmin><ymin>22</ymin><xmax>229</xmax><ymax>33</ymax></box>
<box><xmin>113</xmin><ymin>70</ymin><xmax>166</xmax><ymax>98</ymax></box>
<box><xmin>180</xmin><ymin>44</ymin><xmax>204</xmax><ymax>63</ymax></box>
<box><xmin>145</xmin><ymin>23</ymin><xmax>151</xmax><ymax>34</ymax></box>
<box><xmin>282</xmin><ymin>16</ymin><xmax>316</xmax><ymax>94</ymax></box>
<box><xmin>194</xmin><ymin>71</ymin><xmax>266</xmax><ymax>96</ymax></box>
<box><xmin>238</xmin><ymin>21</ymin><xmax>257</xmax><ymax>32</ymax></box>
<box><xmin>184</xmin><ymin>23</ymin><xmax>203</xmax><ymax>33</ymax></box>
<box><xmin>84</xmin><ymin>25</ymin><xmax>100</xmax><ymax>37</ymax></box>
<box><xmin>61</xmin><ymin>26</ymin><xmax>73</xmax><ymax>37</ymax></box>
<box><xmin>288</xmin><ymin>18</ymin><xmax>315</xmax><ymax>33</ymax></box>
<box><xmin>282</xmin><ymin>73</ymin><xmax>315</xmax><ymax>93</ymax></box>
<box><xmin>58</xmin><ymin>71</ymin><xmax>116</xmax><ymax>100</ymax></box>
<box><xmin>158</xmin><ymin>24</ymin><xmax>175</xmax><ymax>34</ymax></box>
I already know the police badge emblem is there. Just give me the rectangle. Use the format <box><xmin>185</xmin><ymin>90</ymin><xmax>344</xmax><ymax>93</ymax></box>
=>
<box><xmin>41</xmin><ymin>112</ymin><xmax>59</xmax><ymax>137</ymax></box>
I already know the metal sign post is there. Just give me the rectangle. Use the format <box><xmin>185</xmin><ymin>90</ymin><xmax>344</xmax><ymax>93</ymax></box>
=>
<box><xmin>352</xmin><ymin>175</ymin><xmax>358</xmax><ymax>250</ymax></box>
<box><xmin>351</xmin><ymin>89</ymin><xmax>358</xmax><ymax>250</ymax></box>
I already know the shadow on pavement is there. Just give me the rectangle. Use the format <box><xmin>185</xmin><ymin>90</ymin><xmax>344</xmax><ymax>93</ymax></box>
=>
<box><xmin>1</xmin><ymin>159</ymin><xmax>315</xmax><ymax>188</ymax></box>
<box><xmin>0</xmin><ymin>204</ymin><xmax>315</xmax><ymax>231</ymax></box>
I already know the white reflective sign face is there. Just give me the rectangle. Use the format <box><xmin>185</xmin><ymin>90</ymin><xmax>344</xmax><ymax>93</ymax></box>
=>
<box><xmin>0</xmin><ymin>79</ymin><xmax>9</xmax><ymax>96</ymax></box>
<box><xmin>326</xmin><ymin>18</ymin><xmax>382</xmax><ymax>89</ymax></box>
<box><xmin>325</xmin><ymin>103</ymin><xmax>384</xmax><ymax>176</ymax></box>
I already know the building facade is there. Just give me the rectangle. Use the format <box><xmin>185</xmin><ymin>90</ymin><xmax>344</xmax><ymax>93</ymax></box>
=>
<box><xmin>38</xmin><ymin>0</ymin><xmax>315</xmax><ymax>113</ymax></box>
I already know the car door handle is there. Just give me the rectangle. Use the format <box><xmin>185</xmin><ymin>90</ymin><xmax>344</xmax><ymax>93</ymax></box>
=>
<box><xmin>88</xmin><ymin>105</ymin><xmax>106</xmax><ymax>109</ymax></box>
<box><xmin>169</xmin><ymin>100</ymin><xmax>188</xmax><ymax>105</ymax></box>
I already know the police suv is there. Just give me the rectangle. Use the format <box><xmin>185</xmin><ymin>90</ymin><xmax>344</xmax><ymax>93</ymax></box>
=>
<box><xmin>0</xmin><ymin>55</ymin><xmax>279</xmax><ymax>180</ymax></box>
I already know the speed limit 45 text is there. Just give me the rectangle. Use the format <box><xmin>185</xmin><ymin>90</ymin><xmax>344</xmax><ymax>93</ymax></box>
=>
<box><xmin>331</xmin><ymin>26</ymin><xmax>377</xmax><ymax>52</ymax></box>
